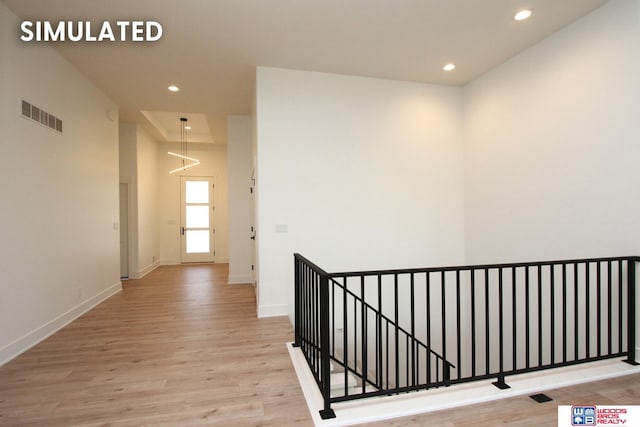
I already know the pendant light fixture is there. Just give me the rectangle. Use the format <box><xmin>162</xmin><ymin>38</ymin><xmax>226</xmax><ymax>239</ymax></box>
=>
<box><xmin>168</xmin><ymin>117</ymin><xmax>200</xmax><ymax>174</ymax></box>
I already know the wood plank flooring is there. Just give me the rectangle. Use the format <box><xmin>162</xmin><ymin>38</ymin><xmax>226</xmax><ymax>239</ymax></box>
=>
<box><xmin>1</xmin><ymin>263</ymin><xmax>639</xmax><ymax>426</ymax></box>
<box><xmin>0</xmin><ymin>264</ymin><xmax>311</xmax><ymax>426</ymax></box>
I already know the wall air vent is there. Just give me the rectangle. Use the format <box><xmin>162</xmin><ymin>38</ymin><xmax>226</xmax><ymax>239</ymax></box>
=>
<box><xmin>21</xmin><ymin>100</ymin><xmax>63</xmax><ymax>133</ymax></box>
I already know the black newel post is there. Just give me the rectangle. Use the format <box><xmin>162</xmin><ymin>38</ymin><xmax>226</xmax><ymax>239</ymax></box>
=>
<box><xmin>294</xmin><ymin>254</ymin><xmax>301</xmax><ymax>348</ymax></box>
<box><xmin>319</xmin><ymin>272</ymin><xmax>336</xmax><ymax>419</ymax></box>
<box><xmin>626</xmin><ymin>259</ymin><xmax>638</xmax><ymax>365</ymax></box>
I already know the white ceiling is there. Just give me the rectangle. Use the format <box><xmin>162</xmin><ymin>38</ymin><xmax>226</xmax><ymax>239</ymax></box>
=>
<box><xmin>3</xmin><ymin>0</ymin><xmax>611</xmax><ymax>144</ymax></box>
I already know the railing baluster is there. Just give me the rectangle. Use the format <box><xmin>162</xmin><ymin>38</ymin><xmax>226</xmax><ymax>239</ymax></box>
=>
<box><xmin>410</xmin><ymin>273</ymin><xmax>416</xmax><ymax>388</ymax></box>
<box><xmin>484</xmin><ymin>268</ymin><xmax>489</xmax><ymax>376</ymax></box>
<box><xmin>405</xmin><ymin>334</ymin><xmax>410</xmax><ymax>388</ymax></box>
<box><xmin>317</xmin><ymin>271</ymin><xmax>321</xmax><ymax>376</ymax></box>
<box><xmin>525</xmin><ymin>266</ymin><xmax>530</xmax><ymax>369</ymax></box>
<box><xmin>361</xmin><ymin>275</ymin><xmax>367</xmax><ymax>394</ymax></box>
<box><xmin>550</xmin><ymin>264</ymin><xmax>555</xmax><ymax>366</ymax></box>
<box><xmin>574</xmin><ymin>263</ymin><xmax>579</xmax><ymax>361</ymax></box>
<box><xmin>470</xmin><ymin>269</ymin><xmax>476</xmax><ymax>377</ymax></box>
<box><xmin>498</xmin><ymin>268</ymin><xmax>504</xmax><ymax>376</ymax></box>
<box><xmin>442</xmin><ymin>271</ymin><xmax>448</xmax><ymax>383</ymax></box>
<box><xmin>294</xmin><ymin>257</ymin><xmax>300</xmax><ymax>347</ymax></box>
<box><xmin>512</xmin><ymin>267</ymin><xmax>517</xmax><ymax>371</ymax></box>
<box><xmin>385</xmin><ymin>320</ymin><xmax>389</xmax><ymax>389</ymax></box>
<box><xmin>607</xmin><ymin>260</ymin><xmax>612</xmax><ymax>356</ymax></box>
<box><xmin>377</xmin><ymin>274</ymin><xmax>382</xmax><ymax>388</ymax></box>
<box><xmin>352</xmin><ymin>279</ymin><xmax>357</xmax><ymax>395</ymax></box>
<box><xmin>307</xmin><ymin>266</ymin><xmax>312</xmax><ymax>371</ymax></box>
<box><xmin>395</xmin><ymin>274</ymin><xmax>399</xmax><ymax>388</ymax></box>
<box><xmin>538</xmin><ymin>265</ymin><xmax>542</xmax><ymax>366</ymax></box>
<box><xmin>426</xmin><ymin>272</ymin><xmax>431</xmax><ymax>384</ymax></box>
<box><xmin>304</xmin><ymin>266</ymin><xmax>312</xmax><ymax>372</ymax></box>
<box><xmin>456</xmin><ymin>270</ymin><xmax>461</xmax><ymax>380</ymax></box>
<box><xmin>310</xmin><ymin>267</ymin><xmax>315</xmax><ymax>369</ymax></box>
<box><xmin>311</xmin><ymin>267</ymin><xmax>316</xmax><ymax>372</ymax></box>
<box><xmin>331</xmin><ymin>276</ymin><xmax>335</xmax><ymax>358</ymax></box>
<box><xmin>343</xmin><ymin>275</ymin><xmax>348</xmax><ymax>392</ymax></box>
<box><xmin>597</xmin><ymin>261</ymin><xmax>602</xmax><ymax>357</ymax></box>
<box><xmin>316</xmin><ymin>271</ymin><xmax>319</xmax><ymax>369</ymax></box>
<box><xmin>619</xmin><ymin>260</ymin><xmax>624</xmax><ymax>354</ymax></box>
<box><xmin>586</xmin><ymin>262</ymin><xmax>591</xmax><ymax>359</ymax></box>
<box><xmin>626</xmin><ymin>259</ymin><xmax>637</xmax><ymax>365</ymax></box>
<box><xmin>563</xmin><ymin>263</ymin><xmax>568</xmax><ymax>363</ymax></box>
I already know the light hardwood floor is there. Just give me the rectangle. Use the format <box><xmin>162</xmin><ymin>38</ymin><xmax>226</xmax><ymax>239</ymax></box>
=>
<box><xmin>1</xmin><ymin>263</ymin><xmax>639</xmax><ymax>426</ymax></box>
<box><xmin>0</xmin><ymin>264</ymin><xmax>311</xmax><ymax>426</ymax></box>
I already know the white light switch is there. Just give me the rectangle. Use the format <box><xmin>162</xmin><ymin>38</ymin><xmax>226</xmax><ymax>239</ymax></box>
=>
<box><xmin>275</xmin><ymin>224</ymin><xmax>288</xmax><ymax>233</ymax></box>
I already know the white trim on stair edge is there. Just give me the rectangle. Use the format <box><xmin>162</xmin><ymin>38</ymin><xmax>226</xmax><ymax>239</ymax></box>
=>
<box><xmin>287</xmin><ymin>342</ymin><xmax>640</xmax><ymax>427</ymax></box>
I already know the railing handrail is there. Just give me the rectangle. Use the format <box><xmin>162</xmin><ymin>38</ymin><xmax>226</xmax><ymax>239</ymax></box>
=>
<box><xmin>294</xmin><ymin>253</ymin><xmax>330</xmax><ymax>275</ymax></box>
<box><xmin>329</xmin><ymin>255</ymin><xmax>640</xmax><ymax>278</ymax></box>
<box><xmin>329</xmin><ymin>276</ymin><xmax>454</xmax><ymax>368</ymax></box>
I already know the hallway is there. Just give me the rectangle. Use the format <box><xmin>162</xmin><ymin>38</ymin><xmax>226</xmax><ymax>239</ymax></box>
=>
<box><xmin>0</xmin><ymin>264</ymin><xmax>312</xmax><ymax>426</ymax></box>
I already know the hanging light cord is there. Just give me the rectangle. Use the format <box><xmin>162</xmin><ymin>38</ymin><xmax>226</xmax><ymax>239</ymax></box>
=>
<box><xmin>180</xmin><ymin>117</ymin><xmax>187</xmax><ymax>169</ymax></box>
<box><xmin>168</xmin><ymin>117</ymin><xmax>199</xmax><ymax>174</ymax></box>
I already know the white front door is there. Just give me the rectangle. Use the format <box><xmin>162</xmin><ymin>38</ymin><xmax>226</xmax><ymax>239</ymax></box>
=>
<box><xmin>180</xmin><ymin>177</ymin><xmax>215</xmax><ymax>263</ymax></box>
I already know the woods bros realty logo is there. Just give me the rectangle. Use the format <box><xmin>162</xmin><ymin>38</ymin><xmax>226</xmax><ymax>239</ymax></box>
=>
<box><xmin>558</xmin><ymin>405</ymin><xmax>640</xmax><ymax>426</ymax></box>
<box><xmin>20</xmin><ymin>20</ymin><xmax>163</xmax><ymax>42</ymax></box>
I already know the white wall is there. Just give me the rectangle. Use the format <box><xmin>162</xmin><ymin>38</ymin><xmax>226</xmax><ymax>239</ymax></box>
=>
<box><xmin>136</xmin><ymin>126</ymin><xmax>160</xmax><ymax>275</ymax></box>
<box><xmin>118</xmin><ymin>123</ymin><xmax>160</xmax><ymax>278</ymax></box>
<box><xmin>119</xmin><ymin>123</ymin><xmax>138</xmax><ymax>276</ymax></box>
<box><xmin>464</xmin><ymin>0</ymin><xmax>640</xmax><ymax>264</ymax></box>
<box><xmin>227</xmin><ymin>115</ymin><xmax>254</xmax><ymax>284</ymax></box>
<box><xmin>255</xmin><ymin>67</ymin><xmax>466</xmax><ymax>319</ymax></box>
<box><xmin>0</xmin><ymin>3</ymin><xmax>121</xmax><ymax>364</ymax></box>
<box><xmin>158</xmin><ymin>143</ymin><xmax>229</xmax><ymax>264</ymax></box>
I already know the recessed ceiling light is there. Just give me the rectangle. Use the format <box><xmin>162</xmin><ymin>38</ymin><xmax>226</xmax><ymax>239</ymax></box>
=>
<box><xmin>443</xmin><ymin>63</ymin><xmax>456</xmax><ymax>71</ymax></box>
<box><xmin>168</xmin><ymin>85</ymin><xmax>180</xmax><ymax>92</ymax></box>
<box><xmin>514</xmin><ymin>9</ymin><xmax>532</xmax><ymax>21</ymax></box>
<box><xmin>185</xmin><ymin>126</ymin><xmax>191</xmax><ymax>130</ymax></box>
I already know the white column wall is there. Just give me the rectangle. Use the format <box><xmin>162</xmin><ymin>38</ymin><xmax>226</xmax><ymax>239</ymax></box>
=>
<box><xmin>255</xmin><ymin>67</ymin><xmax>466</xmax><ymax>320</ymax></box>
<box><xmin>135</xmin><ymin>126</ymin><xmax>160</xmax><ymax>276</ymax></box>
<box><xmin>227</xmin><ymin>115</ymin><xmax>254</xmax><ymax>284</ymax></box>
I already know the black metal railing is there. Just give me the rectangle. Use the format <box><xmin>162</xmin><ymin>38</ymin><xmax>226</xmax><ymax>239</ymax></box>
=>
<box><xmin>294</xmin><ymin>254</ymin><xmax>639</xmax><ymax>419</ymax></box>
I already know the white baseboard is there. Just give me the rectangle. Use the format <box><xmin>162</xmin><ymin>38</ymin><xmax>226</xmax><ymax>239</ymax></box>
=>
<box><xmin>257</xmin><ymin>303</ymin><xmax>288</xmax><ymax>318</ymax></box>
<box><xmin>0</xmin><ymin>282</ymin><xmax>122</xmax><ymax>366</ymax></box>
<box><xmin>228</xmin><ymin>274</ymin><xmax>254</xmax><ymax>285</ymax></box>
<box><xmin>160</xmin><ymin>259</ymin><xmax>228</xmax><ymax>266</ymax></box>
<box><xmin>133</xmin><ymin>260</ymin><xmax>160</xmax><ymax>279</ymax></box>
